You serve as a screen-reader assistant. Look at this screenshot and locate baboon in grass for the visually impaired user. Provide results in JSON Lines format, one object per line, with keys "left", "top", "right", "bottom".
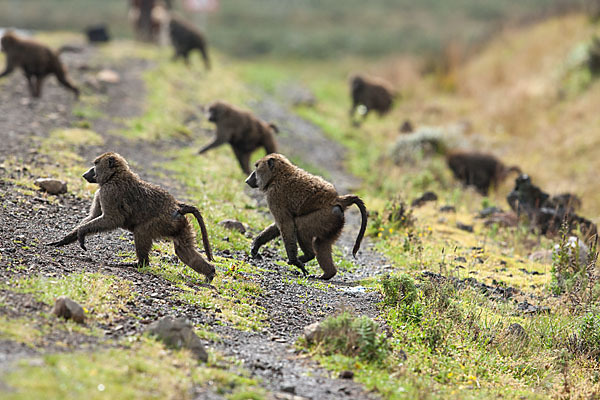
{"left": 349, "top": 75, "right": 394, "bottom": 123}
{"left": 0, "top": 31, "right": 80, "bottom": 99}
{"left": 48, "top": 152, "right": 215, "bottom": 282}
{"left": 169, "top": 15, "right": 210, "bottom": 70}
{"left": 200, "top": 101, "right": 278, "bottom": 174}
{"left": 246, "top": 153, "right": 368, "bottom": 280}
{"left": 446, "top": 151, "right": 521, "bottom": 196}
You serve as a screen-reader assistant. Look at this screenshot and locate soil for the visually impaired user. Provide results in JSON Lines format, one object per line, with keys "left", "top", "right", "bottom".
{"left": 0, "top": 45, "right": 389, "bottom": 399}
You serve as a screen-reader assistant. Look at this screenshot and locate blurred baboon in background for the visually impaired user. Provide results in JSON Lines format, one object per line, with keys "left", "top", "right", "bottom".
{"left": 0, "top": 31, "right": 80, "bottom": 99}
{"left": 349, "top": 75, "right": 395, "bottom": 124}
{"left": 129, "top": 0, "right": 170, "bottom": 42}
{"left": 199, "top": 101, "right": 278, "bottom": 174}
{"left": 169, "top": 15, "right": 211, "bottom": 69}
{"left": 446, "top": 151, "right": 521, "bottom": 195}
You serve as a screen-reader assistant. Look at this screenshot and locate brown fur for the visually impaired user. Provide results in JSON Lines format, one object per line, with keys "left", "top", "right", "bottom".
{"left": 48, "top": 152, "right": 215, "bottom": 282}
{"left": 169, "top": 15, "right": 210, "bottom": 70}
{"left": 0, "top": 31, "right": 79, "bottom": 99}
{"left": 350, "top": 75, "right": 394, "bottom": 122}
{"left": 200, "top": 101, "right": 278, "bottom": 174}
{"left": 446, "top": 151, "right": 521, "bottom": 196}
{"left": 245, "top": 154, "right": 367, "bottom": 280}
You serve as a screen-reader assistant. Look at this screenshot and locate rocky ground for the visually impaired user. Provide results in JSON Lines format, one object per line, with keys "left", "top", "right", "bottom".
{"left": 0, "top": 45, "right": 390, "bottom": 399}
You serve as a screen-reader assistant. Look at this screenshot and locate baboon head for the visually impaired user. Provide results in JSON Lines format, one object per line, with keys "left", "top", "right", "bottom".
{"left": 207, "top": 101, "right": 229, "bottom": 123}
{"left": 1, "top": 31, "right": 17, "bottom": 52}
{"left": 351, "top": 75, "right": 365, "bottom": 91}
{"left": 83, "top": 152, "right": 129, "bottom": 185}
{"left": 245, "top": 153, "right": 291, "bottom": 191}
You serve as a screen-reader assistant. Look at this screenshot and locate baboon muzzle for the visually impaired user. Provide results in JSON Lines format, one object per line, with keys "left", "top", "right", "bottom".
{"left": 245, "top": 171, "right": 258, "bottom": 188}
{"left": 82, "top": 167, "right": 97, "bottom": 183}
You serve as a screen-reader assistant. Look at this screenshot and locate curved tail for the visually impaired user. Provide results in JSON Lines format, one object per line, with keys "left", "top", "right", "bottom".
{"left": 338, "top": 194, "right": 368, "bottom": 257}
{"left": 177, "top": 203, "right": 214, "bottom": 261}
{"left": 269, "top": 123, "right": 279, "bottom": 134}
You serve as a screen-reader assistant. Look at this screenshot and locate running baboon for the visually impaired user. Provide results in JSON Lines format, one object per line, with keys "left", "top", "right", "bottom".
{"left": 245, "top": 153, "right": 368, "bottom": 280}
{"left": 349, "top": 75, "right": 394, "bottom": 123}
{"left": 447, "top": 151, "right": 521, "bottom": 195}
{"left": 199, "top": 101, "right": 278, "bottom": 174}
{"left": 0, "top": 31, "right": 80, "bottom": 99}
{"left": 48, "top": 152, "right": 215, "bottom": 282}
{"left": 169, "top": 15, "right": 210, "bottom": 70}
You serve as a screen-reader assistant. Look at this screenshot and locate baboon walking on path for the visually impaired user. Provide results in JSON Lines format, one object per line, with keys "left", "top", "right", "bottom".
{"left": 446, "top": 151, "right": 521, "bottom": 195}
{"left": 0, "top": 31, "right": 80, "bottom": 99}
{"left": 49, "top": 152, "right": 215, "bottom": 282}
{"left": 246, "top": 154, "right": 368, "bottom": 280}
{"left": 200, "top": 101, "right": 278, "bottom": 174}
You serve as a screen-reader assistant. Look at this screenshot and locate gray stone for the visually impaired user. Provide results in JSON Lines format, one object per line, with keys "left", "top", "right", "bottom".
{"left": 553, "top": 236, "right": 589, "bottom": 267}
{"left": 218, "top": 219, "right": 246, "bottom": 234}
{"left": 34, "top": 178, "right": 67, "bottom": 195}
{"left": 506, "top": 323, "right": 528, "bottom": 341}
{"left": 51, "top": 296, "right": 85, "bottom": 324}
{"left": 96, "top": 69, "right": 120, "bottom": 84}
{"left": 303, "top": 321, "right": 322, "bottom": 344}
{"left": 339, "top": 370, "right": 354, "bottom": 379}
{"left": 456, "top": 222, "right": 474, "bottom": 233}
{"left": 146, "top": 316, "right": 208, "bottom": 362}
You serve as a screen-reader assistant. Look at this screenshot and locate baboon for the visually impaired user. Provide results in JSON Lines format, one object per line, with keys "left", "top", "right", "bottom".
{"left": 0, "top": 31, "right": 80, "bottom": 99}
{"left": 245, "top": 153, "right": 368, "bottom": 280}
{"left": 48, "top": 152, "right": 215, "bottom": 282}
{"left": 446, "top": 151, "right": 521, "bottom": 195}
{"left": 349, "top": 75, "right": 394, "bottom": 123}
{"left": 199, "top": 101, "right": 278, "bottom": 174}
{"left": 169, "top": 15, "right": 210, "bottom": 70}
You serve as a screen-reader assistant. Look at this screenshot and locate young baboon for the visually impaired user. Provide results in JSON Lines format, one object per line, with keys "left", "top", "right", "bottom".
{"left": 349, "top": 75, "right": 394, "bottom": 123}
{"left": 169, "top": 15, "right": 210, "bottom": 70}
{"left": 245, "top": 153, "right": 368, "bottom": 280}
{"left": 446, "top": 151, "right": 521, "bottom": 195}
{"left": 0, "top": 31, "right": 80, "bottom": 99}
{"left": 48, "top": 152, "right": 215, "bottom": 282}
{"left": 199, "top": 101, "right": 278, "bottom": 174}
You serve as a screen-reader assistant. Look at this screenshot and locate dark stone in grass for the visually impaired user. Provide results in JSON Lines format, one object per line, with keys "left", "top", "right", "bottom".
{"left": 411, "top": 191, "right": 438, "bottom": 207}
{"left": 517, "top": 301, "right": 550, "bottom": 315}
{"left": 397, "top": 349, "right": 408, "bottom": 361}
{"left": 339, "top": 370, "right": 354, "bottom": 379}
{"left": 51, "top": 296, "right": 85, "bottom": 324}
{"left": 281, "top": 384, "right": 296, "bottom": 394}
{"left": 146, "top": 316, "right": 208, "bottom": 362}
{"left": 506, "top": 323, "right": 528, "bottom": 340}
{"left": 456, "top": 222, "right": 473, "bottom": 232}
{"left": 439, "top": 205, "right": 456, "bottom": 213}
{"left": 218, "top": 219, "right": 246, "bottom": 234}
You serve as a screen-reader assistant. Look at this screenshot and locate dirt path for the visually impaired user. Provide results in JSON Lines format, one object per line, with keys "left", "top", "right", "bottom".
{"left": 0, "top": 45, "right": 389, "bottom": 399}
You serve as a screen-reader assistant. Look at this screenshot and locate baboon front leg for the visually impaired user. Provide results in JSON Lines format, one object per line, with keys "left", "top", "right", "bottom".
{"left": 173, "top": 230, "right": 216, "bottom": 282}
{"left": 134, "top": 229, "right": 153, "bottom": 267}
{"left": 314, "top": 237, "right": 337, "bottom": 280}
{"left": 33, "top": 76, "right": 44, "bottom": 98}
{"left": 0, "top": 62, "right": 14, "bottom": 78}
{"left": 198, "top": 135, "right": 227, "bottom": 154}
{"left": 76, "top": 215, "right": 122, "bottom": 250}
{"left": 251, "top": 223, "right": 280, "bottom": 258}
{"left": 48, "top": 193, "right": 103, "bottom": 247}
{"left": 24, "top": 73, "right": 35, "bottom": 96}
{"left": 233, "top": 148, "right": 252, "bottom": 175}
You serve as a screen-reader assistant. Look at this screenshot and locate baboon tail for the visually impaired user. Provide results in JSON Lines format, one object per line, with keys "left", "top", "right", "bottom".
{"left": 178, "top": 203, "right": 214, "bottom": 261}
{"left": 269, "top": 123, "right": 279, "bottom": 134}
{"left": 338, "top": 194, "right": 368, "bottom": 258}
{"left": 507, "top": 165, "right": 522, "bottom": 175}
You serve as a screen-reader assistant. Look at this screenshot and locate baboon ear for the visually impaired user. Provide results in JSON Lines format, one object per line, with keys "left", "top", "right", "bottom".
{"left": 267, "top": 158, "right": 275, "bottom": 171}
{"left": 108, "top": 156, "right": 116, "bottom": 168}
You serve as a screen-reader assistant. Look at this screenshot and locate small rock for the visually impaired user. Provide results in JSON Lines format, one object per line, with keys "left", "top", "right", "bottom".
{"left": 439, "top": 205, "right": 456, "bottom": 213}
{"left": 399, "top": 119, "right": 414, "bottom": 134}
{"left": 34, "top": 178, "right": 67, "bottom": 195}
{"left": 96, "top": 69, "right": 120, "bottom": 84}
{"left": 51, "top": 296, "right": 85, "bottom": 324}
{"left": 553, "top": 236, "right": 589, "bottom": 267}
{"left": 478, "top": 206, "right": 503, "bottom": 218}
{"left": 506, "top": 323, "right": 528, "bottom": 340}
{"left": 397, "top": 349, "right": 408, "bottom": 362}
{"left": 456, "top": 222, "right": 473, "bottom": 233}
{"left": 411, "top": 191, "right": 438, "bottom": 207}
{"left": 517, "top": 301, "right": 550, "bottom": 315}
{"left": 339, "top": 370, "right": 354, "bottom": 379}
{"left": 304, "top": 321, "right": 322, "bottom": 344}
{"left": 281, "top": 385, "right": 296, "bottom": 394}
{"left": 455, "top": 256, "right": 467, "bottom": 263}
{"left": 146, "top": 316, "right": 208, "bottom": 362}
{"left": 528, "top": 249, "right": 553, "bottom": 264}
{"left": 218, "top": 219, "right": 246, "bottom": 234}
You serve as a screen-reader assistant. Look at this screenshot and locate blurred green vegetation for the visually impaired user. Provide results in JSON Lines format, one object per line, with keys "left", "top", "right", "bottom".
{"left": 0, "top": 0, "right": 587, "bottom": 58}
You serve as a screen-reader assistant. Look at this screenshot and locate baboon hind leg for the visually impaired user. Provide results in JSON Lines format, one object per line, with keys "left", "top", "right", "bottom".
{"left": 314, "top": 237, "right": 337, "bottom": 280}
{"left": 251, "top": 223, "right": 280, "bottom": 258}
{"left": 173, "top": 225, "right": 216, "bottom": 282}
{"left": 296, "top": 229, "right": 315, "bottom": 264}
{"left": 54, "top": 69, "right": 79, "bottom": 98}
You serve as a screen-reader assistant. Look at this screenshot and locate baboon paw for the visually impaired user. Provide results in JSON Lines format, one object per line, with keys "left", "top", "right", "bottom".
{"left": 318, "top": 274, "right": 335, "bottom": 281}
{"left": 77, "top": 235, "right": 86, "bottom": 251}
